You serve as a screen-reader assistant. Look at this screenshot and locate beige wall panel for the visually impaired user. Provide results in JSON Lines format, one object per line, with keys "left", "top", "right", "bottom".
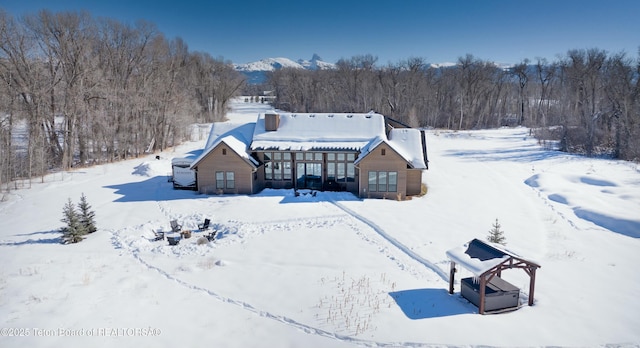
{"left": 196, "top": 144, "right": 255, "bottom": 194}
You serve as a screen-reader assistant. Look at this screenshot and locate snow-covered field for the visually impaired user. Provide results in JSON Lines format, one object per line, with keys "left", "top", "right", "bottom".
{"left": 1, "top": 100, "right": 639, "bottom": 348}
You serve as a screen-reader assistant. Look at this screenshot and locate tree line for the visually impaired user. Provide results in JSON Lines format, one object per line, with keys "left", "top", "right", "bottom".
{"left": 266, "top": 51, "right": 640, "bottom": 161}
{"left": 0, "top": 10, "right": 245, "bottom": 188}
{"left": 2, "top": 9, "right": 638, "bottom": 192}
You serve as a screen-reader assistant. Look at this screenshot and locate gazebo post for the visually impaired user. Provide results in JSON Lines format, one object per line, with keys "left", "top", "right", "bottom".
{"left": 449, "top": 261, "right": 456, "bottom": 294}
{"left": 479, "top": 274, "right": 486, "bottom": 314}
{"left": 528, "top": 267, "right": 537, "bottom": 306}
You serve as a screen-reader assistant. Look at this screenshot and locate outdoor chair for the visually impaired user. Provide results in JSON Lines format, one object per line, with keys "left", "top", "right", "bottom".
{"left": 167, "top": 236, "right": 181, "bottom": 246}
{"left": 198, "top": 218, "right": 211, "bottom": 231}
{"left": 170, "top": 219, "right": 182, "bottom": 232}
{"left": 206, "top": 230, "right": 217, "bottom": 242}
{"left": 152, "top": 230, "right": 164, "bottom": 241}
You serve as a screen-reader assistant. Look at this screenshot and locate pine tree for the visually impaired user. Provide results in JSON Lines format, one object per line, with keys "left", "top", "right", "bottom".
{"left": 487, "top": 218, "right": 507, "bottom": 245}
{"left": 60, "top": 198, "right": 86, "bottom": 244}
{"left": 78, "top": 193, "right": 97, "bottom": 234}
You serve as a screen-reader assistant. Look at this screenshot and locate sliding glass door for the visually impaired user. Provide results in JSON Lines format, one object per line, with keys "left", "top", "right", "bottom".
{"left": 296, "top": 162, "right": 322, "bottom": 190}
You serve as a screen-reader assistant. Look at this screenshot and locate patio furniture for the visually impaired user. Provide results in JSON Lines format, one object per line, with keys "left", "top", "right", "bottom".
{"left": 170, "top": 220, "right": 182, "bottom": 232}
{"left": 152, "top": 230, "right": 164, "bottom": 241}
{"left": 198, "top": 218, "right": 211, "bottom": 231}
{"left": 167, "top": 236, "right": 181, "bottom": 246}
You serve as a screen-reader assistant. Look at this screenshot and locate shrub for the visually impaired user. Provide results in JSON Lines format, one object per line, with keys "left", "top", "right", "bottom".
{"left": 60, "top": 194, "right": 97, "bottom": 244}
{"left": 60, "top": 198, "right": 85, "bottom": 244}
{"left": 78, "top": 193, "right": 97, "bottom": 234}
{"left": 487, "top": 218, "right": 507, "bottom": 245}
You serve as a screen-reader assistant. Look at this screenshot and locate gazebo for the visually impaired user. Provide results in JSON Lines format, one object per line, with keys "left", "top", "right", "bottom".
{"left": 446, "top": 238, "right": 541, "bottom": 314}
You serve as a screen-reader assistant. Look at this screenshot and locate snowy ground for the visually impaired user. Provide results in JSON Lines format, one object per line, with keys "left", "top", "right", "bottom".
{"left": 1, "top": 100, "right": 639, "bottom": 348}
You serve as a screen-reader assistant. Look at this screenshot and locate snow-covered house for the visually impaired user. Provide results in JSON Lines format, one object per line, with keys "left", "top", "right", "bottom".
{"left": 189, "top": 111, "right": 428, "bottom": 199}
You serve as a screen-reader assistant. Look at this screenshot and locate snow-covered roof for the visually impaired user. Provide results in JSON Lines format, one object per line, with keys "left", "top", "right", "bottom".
{"left": 194, "top": 111, "right": 427, "bottom": 170}
{"left": 250, "top": 112, "right": 387, "bottom": 152}
{"left": 353, "top": 128, "right": 427, "bottom": 169}
{"left": 388, "top": 128, "right": 428, "bottom": 169}
{"left": 190, "top": 122, "right": 258, "bottom": 169}
{"left": 446, "top": 239, "right": 540, "bottom": 277}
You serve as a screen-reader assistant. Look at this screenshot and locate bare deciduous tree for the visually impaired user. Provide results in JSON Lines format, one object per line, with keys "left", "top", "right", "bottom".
{"left": 264, "top": 50, "right": 638, "bottom": 162}
{"left": 0, "top": 9, "right": 244, "bottom": 186}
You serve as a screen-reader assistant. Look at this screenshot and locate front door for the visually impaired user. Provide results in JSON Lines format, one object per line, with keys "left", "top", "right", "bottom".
{"left": 296, "top": 162, "right": 322, "bottom": 190}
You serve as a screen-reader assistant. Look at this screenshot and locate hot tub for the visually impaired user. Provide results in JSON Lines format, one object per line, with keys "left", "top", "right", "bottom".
{"left": 461, "top": 276, "right": 519, "bottom": 312}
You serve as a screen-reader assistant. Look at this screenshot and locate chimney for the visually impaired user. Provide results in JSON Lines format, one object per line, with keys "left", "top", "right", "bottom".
{"left": 265, "top": 112, "right": 280, "bottom": 131}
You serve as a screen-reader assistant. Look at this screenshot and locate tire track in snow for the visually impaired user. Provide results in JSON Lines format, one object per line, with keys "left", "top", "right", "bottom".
{"left": 330, "top": 201, "right": 450, "bottom": 282}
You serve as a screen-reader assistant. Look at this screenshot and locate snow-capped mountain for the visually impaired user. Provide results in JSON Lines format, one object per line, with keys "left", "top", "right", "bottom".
{"left": 235, "top": 54, "right": 335, "bottom": 84}
{"left": 234, "top": 54, "right": 335, "bottom": 72}
{"left": 234, "top": 57, "right": 305, "bottom": 72}
{"left": 297, "top": 53, "right": 335, "bottom": 70}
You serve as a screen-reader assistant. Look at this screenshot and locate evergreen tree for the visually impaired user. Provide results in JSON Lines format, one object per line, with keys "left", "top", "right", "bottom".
{"left": 78, "top": 193, "right": 97, "bottom": 234}
{"left": 487, "top": 218, "right": 507, "bottom": 245}
{"left": 60, "top": 198, "right": 86, "bottom": 244}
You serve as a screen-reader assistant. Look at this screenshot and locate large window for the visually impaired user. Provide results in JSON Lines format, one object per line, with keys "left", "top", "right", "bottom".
{"left": 216, "top": 171, "right": 235, "bottom": 189}
{"left": 368, "top": 171, "right": 397, "bottom": 192}
{"left": 327, "top": 152, "right": 356, "bottom": 183}
{"left": 296, "top": 152, "right": 323, "bottom": 161}
{"left": 264, "top": 152, "right": 292, "bottom": 181}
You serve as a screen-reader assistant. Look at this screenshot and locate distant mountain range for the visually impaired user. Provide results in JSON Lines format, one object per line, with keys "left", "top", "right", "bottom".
{"left": 234, "top": 54, "right": 335, "bottom": 84}
{"left": 235, "top": 54, "right": 513, "bottom": 85}
{"left": 234, "top": 54, "right": 335, "bottom": 72}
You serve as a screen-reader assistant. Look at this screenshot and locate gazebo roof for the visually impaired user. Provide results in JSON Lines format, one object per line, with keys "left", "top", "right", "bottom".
{"left": 446, "top": 238, "right": 540, "bottom": 276}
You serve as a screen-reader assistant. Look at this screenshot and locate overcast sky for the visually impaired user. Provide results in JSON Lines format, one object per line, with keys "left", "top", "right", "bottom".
{"left": 2, "top": 0, "right": 639, "bottom": 65}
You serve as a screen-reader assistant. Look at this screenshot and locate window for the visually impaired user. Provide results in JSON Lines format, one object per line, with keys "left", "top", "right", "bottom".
{"left": 226, "top": 172, "right": 234, "bottom": 189}
{"left": 381, "top": 148, "right": 386, "bottom": 156}
{"left": 216, "top": 171, "right": 235, "bottom": 189}
{"left": 378, "top": 171, "right": 387, "bottom": 192}
{"left": 337, "top": 162, "right": 345, "bottom": 181}
{"left": 273, "top": 160, "right": 282, "bottom": 180}
{"left": 264, "top": 152, "right": 292, "bottom": 181}
{"left": 216, "top": 172, "right": 224, "bottom": 189}
{"left": 388, "top": 171, "right": 397, "bottom": 192}
{"left": 347, "top": 166, "right": 355, "bottom": 183}
{"left": 283, "top": 161, "right": 292, "bottom": 180}
{"left": 265, "top": 161, "right": 273, "bottom": 180}
{"left": 368, "top": 172, "right": 377, "bottom": 192}
{"left": 368, "top": 171, "right": 398, "bottom": 192}
{"left": 327, "top": 152, "right": 356, "bottom": 183}
{"left": 222, "top": 148, "right": 227, "bottom": 155}
{"left": 327, "top": 162, "right": 336, "bottom": 181}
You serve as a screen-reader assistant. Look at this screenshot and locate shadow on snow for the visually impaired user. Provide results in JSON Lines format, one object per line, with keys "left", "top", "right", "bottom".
{"left": 444, "top": 144, "right": 567, "bottom": 163}
{"left": 0, "top": 230, "right": 63, "bottom": 246}
{"left": 573, "top": 208, "right": 640, "bottom": 238}
{"left": 257, "top": 189, "right": 361, "bottom": 204}
{"left": 389, "top": 288, "right": 476, "bottom": 319}
{"left": 103, "top": 176, "right": 361, "bottom": 203}
{"left": 103, "top": 176, "right": 203, "bottom": 202}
